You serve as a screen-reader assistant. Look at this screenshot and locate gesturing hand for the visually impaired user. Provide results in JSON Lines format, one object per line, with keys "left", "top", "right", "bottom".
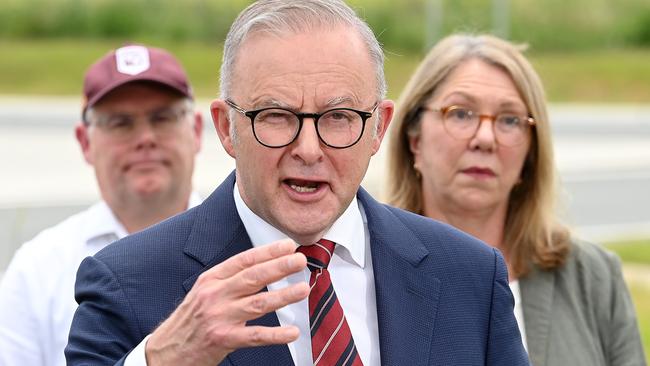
{"left": 145, "top": 239, "right": 309, "bottom": 366}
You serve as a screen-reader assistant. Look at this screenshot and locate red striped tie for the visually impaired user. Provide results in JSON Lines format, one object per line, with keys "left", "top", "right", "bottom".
{"left": 296, "top": 239, "right": 364, "bottom": 366}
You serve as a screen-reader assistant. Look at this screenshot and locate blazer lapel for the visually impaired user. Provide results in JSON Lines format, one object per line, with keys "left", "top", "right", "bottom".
{"left": 359, "top": 189, "right": 441, "bottom": 366}
{"left": 520, "top": 266, "right": 555, "bottom": 366}
{"left": 182, "top": 171, "right": 252, "bottom": 291}
{"left": 181, "top": 171, "right": 294, "bottom": 366}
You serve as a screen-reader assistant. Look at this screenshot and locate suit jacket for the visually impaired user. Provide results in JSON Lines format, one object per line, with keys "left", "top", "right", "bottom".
{"left": 65, "top": 172, "right": 529, "bottom": 365}
{"left": 521, "top": 240, "right": 646, "bottom": 366}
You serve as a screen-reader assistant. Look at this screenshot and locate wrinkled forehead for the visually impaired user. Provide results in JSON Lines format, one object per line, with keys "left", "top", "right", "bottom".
{"left": 231, "top": 11, "right": 351, "bottom": 71}
{"left": 231, "top": 26, "right": 376, "bottom": 105}
{"left": 429, "top": 59, "right": 523, "bottom": 102}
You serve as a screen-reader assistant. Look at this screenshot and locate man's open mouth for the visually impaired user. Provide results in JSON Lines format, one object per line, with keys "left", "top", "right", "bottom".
{"left": 285, "top": 179, "right": 322, "bottom": 193}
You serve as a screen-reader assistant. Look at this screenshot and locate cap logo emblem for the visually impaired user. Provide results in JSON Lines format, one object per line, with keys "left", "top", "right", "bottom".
{"left": 115, "top": 45, "right": 150, "bottom": 76}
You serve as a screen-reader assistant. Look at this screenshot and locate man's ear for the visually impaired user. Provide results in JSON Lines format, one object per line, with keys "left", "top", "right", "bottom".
{"left": 75, "top": 123, "right": 94, "bottom": 164}
{"left": 371, "top": 99, "right": 395, "bottom": 155}
{"left": 210, "top": 99, "right": 236, "bottom": 158}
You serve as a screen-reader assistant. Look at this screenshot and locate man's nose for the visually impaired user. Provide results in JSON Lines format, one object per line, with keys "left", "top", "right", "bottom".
{"left": 133, "top": 119, "right": 158, "bottom": 148}
{"left": 290, "top": 118, "right": 324, "bottom": 164}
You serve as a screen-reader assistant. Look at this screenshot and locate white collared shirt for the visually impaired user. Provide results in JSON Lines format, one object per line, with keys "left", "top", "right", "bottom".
{"left": 233, "top": 184, "right": 381, "bottom": 366}
{"left": 0, "top": 194, "right": 201, "bottom": 366}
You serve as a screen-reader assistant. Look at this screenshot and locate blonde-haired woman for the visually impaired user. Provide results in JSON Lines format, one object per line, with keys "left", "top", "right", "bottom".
{"left": 386, "top": 33, "right": 645, "bottom": 365}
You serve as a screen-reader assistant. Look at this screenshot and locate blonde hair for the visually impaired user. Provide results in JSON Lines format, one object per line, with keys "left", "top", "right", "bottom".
{"left": 386, "top": 34, "right": 570, "bottom": 277}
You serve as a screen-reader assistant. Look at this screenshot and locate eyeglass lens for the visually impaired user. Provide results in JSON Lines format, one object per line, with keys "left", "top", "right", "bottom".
{"left": 442, "top": 106, "right": 531, "bottom": 146}
{"left": 253, "top": 108, "right": 366, "bottom": 148}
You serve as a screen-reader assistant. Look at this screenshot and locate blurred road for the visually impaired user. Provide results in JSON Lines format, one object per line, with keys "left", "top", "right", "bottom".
{"left": 1, "top": 98, "right": 650, "bottom": 273}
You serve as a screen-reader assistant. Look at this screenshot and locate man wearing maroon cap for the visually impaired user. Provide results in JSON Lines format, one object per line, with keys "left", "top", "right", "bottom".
{"left": 0, "top": 44, "right": 203, "bottom": 366}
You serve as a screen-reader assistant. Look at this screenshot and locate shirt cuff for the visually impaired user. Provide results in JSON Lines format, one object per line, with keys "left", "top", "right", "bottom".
{"left": 123, "top": 334, "right": 152, "bottom": 366}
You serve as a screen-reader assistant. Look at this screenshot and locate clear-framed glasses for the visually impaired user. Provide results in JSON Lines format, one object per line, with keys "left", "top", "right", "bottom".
{"left": 87, "top": 102, "right": 189, "bottom": 140}
{"left": 423, "top": 105, "right": 536, "bottom": 147}
{"left": 225, "top": 99, "right": 378, "bottom": 149}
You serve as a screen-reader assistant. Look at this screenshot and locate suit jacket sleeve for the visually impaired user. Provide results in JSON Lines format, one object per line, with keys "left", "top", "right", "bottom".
{"left": 486, "top": 248, "right": 531, "bottom": 365}
{"left": 601, "top": 250, "right": 646, "bottom": 365}
{"left": 65, "top": 255, "right": 138, "bottom": 366}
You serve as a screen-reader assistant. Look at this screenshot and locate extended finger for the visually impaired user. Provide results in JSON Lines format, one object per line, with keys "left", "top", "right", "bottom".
{"left": 219, "top": 325, "right": 301, "bottom": 350}
{"left": 229, "top": 281, "right": 310, "bottom": 321}
{"left": 220, "top": 252, "right": 307, "bottom": 298}
{"left": 209, "top": 239, "right": 297, "bottom": 280}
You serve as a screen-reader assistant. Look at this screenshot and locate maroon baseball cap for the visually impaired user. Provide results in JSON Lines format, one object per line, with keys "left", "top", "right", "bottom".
{"left": 82, "top": 44, "right": 193, "bottom": 118}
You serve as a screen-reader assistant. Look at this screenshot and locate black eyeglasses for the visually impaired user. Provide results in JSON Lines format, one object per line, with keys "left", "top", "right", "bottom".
{"left": 225, "top": 100, "right": 378, "bottom": 148}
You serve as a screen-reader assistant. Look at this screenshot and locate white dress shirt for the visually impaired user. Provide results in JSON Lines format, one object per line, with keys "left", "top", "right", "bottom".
{"left": 126, "top": 183, "right": 381, "bottom": 366}
{"left": 509, "top": 280, "right": 528, "bottom": 351}
{"left": 0, "top": 194, "right": 201, "bottom": 366}
{"left": 233, "top": 185, "right": 381, "bottom": 366}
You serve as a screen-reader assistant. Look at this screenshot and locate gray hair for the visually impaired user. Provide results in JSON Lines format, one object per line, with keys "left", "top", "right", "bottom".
{"left": 219, "top": 0, "right": 387, "bottom": 101}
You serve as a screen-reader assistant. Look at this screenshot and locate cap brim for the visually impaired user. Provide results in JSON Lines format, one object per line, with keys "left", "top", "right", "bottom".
{"left": 86, "top": 75, "right": 192, "bottom": 110}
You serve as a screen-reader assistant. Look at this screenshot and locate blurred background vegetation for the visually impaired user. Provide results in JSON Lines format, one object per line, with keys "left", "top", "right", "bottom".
{"left": 1, "top": 0, "right": 649, "bottom": 51}
{"left": 0, "top": 0, "right": 649, "bottom": 101}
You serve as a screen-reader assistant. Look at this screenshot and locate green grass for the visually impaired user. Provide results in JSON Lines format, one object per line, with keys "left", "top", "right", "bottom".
{"left": 530, "top": 49, "right": 650, "bottom": 103}
{"left": 606, "top": 238, "right": 650, "bottom": 265}
{"left": 628, "top": 282, "right": 650, "bottom": 364}
{"left": 1, "top": 39, "right": 649, "bottom": 103}
{"left": 0, "top": 39, "right": 222, "bottom": 98}
{"left": 607, "top": 238, "right": 650, "bottom": 362}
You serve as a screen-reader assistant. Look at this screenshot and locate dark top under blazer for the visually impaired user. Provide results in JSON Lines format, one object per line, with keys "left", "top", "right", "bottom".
{"left": 65, "top": 172, "right": 529, "bottom": 366}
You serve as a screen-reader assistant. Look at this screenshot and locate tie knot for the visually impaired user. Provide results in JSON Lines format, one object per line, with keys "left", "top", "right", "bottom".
{"left": 296, "top": 239, "right": 336, "bottom": 271}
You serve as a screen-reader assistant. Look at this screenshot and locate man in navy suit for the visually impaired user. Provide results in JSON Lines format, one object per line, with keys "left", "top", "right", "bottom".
{"left": 66, "top": 1, "right": 529, "bottom": 365}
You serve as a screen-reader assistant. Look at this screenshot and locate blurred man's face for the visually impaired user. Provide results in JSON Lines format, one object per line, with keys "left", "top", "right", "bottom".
{"left": 77, "top": 82, "right": 202, "bottom": 211}
{"left": 213, "top": 26, "right": 393, "bottom": 245}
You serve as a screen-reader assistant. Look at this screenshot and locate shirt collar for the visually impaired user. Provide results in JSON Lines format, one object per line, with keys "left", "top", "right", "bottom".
{"left": 188, "top": 191, "right": 202, "bottom": 208}
{"left": 82, "top": 191, "right": 202, "bottom": 245}
{"left": 80, "top": 201, "right": 128, "bottom": 245}
{"left": 233, "top": 182, "right": 366, "bottom": 268}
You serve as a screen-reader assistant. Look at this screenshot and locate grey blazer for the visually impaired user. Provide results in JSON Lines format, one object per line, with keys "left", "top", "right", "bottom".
{"left": 521, "top": 240, "right": 646, "bottom": 366}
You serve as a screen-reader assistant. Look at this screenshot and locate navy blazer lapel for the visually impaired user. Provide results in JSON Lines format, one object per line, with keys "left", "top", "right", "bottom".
{"left": 358, "top": 189, "right": 440, "bottom": 366}
{"left": 182, "top": 171, "right": 251, "bottom": 291}
{"left": 181, "top": 171, "right": 294, "bottom": 366}
{"left": 520, "top": 266, "right": 555, "bottom": 366}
